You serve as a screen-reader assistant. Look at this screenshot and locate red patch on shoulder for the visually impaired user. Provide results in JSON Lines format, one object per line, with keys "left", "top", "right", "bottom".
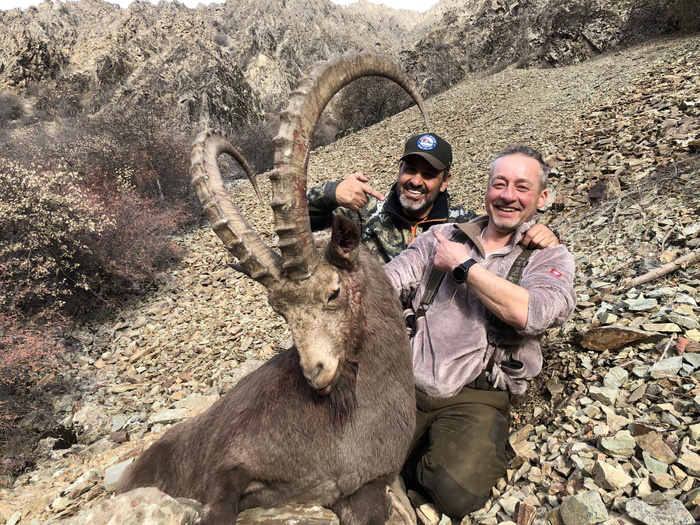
{"left": 549, "top": 268, "right": 562, "bottom": 277}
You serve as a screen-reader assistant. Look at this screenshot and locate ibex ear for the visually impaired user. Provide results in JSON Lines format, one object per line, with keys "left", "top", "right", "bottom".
{"left": 328, "top": 215, "right": 361, "bottom": 269}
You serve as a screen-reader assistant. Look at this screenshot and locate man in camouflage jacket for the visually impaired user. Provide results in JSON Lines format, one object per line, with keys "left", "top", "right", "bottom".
{"left": 308, "top": 133, "right": 557, "bottom": 263}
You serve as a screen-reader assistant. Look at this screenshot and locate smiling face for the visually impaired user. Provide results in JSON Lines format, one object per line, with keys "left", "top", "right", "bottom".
{"left": 485, "top": 153, "right": 548, "bottom": 234}
{"left": 397, "top": 156, "right": 450, "bottom": 219}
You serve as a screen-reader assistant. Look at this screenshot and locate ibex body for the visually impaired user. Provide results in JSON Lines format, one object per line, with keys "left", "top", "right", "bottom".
{"left": 117, "top": 221, "right": 414, "bottom": 523}
{"left": 116, "top": 51, "right": 432, "bottom": 524}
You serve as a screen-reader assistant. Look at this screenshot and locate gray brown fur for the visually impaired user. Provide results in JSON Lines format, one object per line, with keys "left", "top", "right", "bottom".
{"left": 116, "top": 216, "right": 416, "bottom": 525}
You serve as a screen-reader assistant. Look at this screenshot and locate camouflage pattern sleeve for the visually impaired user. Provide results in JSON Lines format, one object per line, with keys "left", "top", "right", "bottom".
{"left": 449, "top": 205, "right": 478, "bottom": 224}
{"left": 308, "top": 180, "right": 376, "bottom": 233}
{"left": 308, "top": 181, "right": 340, "bottom": 231}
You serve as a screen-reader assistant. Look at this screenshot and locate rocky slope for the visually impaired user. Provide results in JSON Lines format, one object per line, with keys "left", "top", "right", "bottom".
{"left": 0, "top": 32, "right": 698, "bottom": 525}
{"left": 400, "top": 0, "right": 695, "bottom": 95}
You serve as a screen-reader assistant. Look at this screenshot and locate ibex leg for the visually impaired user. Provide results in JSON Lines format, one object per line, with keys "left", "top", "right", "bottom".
{"left": 200, "top": 468, "right": 250, "bottom": 525}
{"left": 332, "top": 477, "right": 391, "bottom": 525}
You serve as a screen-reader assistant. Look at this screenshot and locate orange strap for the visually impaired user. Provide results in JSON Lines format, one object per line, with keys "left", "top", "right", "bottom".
{"left": 409, "top": 217, "right": 444, "bottom": 244}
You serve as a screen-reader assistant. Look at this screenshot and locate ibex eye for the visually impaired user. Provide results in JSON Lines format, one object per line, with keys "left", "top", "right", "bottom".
{"left": 328, "top": 288, "right": 340, "bottom": 302}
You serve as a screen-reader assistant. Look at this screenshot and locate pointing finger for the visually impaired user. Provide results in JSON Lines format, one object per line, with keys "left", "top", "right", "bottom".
{"left": 361, "top": 184, "right": 385, "bottom": 201}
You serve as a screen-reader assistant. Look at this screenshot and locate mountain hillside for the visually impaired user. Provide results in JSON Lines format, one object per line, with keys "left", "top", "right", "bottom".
{"left": 0, "top": 32, "right": 698, "bottom": 525}
{"left": 0, "top": 0, "right": 694, "bottom": 134}
{"left": 0, "top": 0, "right": 421, "bottom": 129}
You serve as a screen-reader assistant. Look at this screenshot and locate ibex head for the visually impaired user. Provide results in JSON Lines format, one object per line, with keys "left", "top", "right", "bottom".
{"left": 190, "top": 51, "right": 430, "bottom": 394}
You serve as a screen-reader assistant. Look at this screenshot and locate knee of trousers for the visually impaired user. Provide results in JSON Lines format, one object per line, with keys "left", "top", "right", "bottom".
{"left": 416, "top": 463, "right": 490, "bottom": 519}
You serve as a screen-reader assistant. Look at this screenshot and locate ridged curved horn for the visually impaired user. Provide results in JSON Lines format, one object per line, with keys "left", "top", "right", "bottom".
{"left": 190, "top": 129, "right": 282, "bottom": 286}
{"left": 269, "top": 50, "right": 431, "bottom": 281}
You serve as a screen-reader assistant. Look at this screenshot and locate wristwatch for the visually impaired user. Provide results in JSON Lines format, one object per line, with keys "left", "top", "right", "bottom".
{"left": 452, "top": 259, "right": 477, "bottom": 284}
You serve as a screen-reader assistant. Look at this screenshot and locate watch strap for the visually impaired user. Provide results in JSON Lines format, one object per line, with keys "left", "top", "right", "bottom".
{"left": 453, "top": 258, "right": 477, "bottom": 283}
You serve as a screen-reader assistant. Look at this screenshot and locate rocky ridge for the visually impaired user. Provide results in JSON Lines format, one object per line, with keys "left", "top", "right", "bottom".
{"left": 1, "top": 0, "right": 691, "bottom": 134}
{"left": 0, "top": 0, "right": 420, "bottom": 128}
{"left": 1, "top": 34, "right": 699, "bottom": 525}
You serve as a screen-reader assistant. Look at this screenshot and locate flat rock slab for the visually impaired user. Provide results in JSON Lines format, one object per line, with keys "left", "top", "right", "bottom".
{"left": 599, "top": 430, "right": 636, "bottom": 458}
{"left": 624, "top": 298, "right": 658, "bottom": 311}
{"left": 103, "top": 458, "right": 134, "bottom": 492}
{"left": 560, "top": 490, "right": 608, "bottom": 525}
{"left": 149, "top": 408, "right": 189, "bottom": 425}
{"left": 625, "top": 498, "right": 694, "bottom": 525}
{"left": 238, "top": 505, "right": 339, "bottom": 525}
{"left": 57, "top": 487, "right": 198, "bottom": 525}
{"left": 635, "top": 432, "right": 677, "bottom": 463}
{"left": 649, "top": 356, "right": 683, "bottom": 379}
{"left": 642, "top": 323, "right": 682, "bottom": 333}
{"left": 578, "top": 326, "right": 657, "bottom": 351}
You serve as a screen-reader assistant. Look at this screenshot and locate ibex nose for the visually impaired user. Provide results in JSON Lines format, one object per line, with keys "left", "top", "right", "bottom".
{"left": 299, "top": 351, "right": 338, "bottom": 392}
{"left": 309, "top": 363, "right": 323, "bottom": 382}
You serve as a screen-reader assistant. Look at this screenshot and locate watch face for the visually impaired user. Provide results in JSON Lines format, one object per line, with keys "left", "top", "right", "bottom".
{"left": 452, "top": 265, "right": 466, "bottom": 283}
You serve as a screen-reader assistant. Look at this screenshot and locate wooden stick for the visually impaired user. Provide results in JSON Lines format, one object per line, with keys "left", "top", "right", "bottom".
{"left": 660, "top": 226, "right": 675, "bottom": 253}
{"left": 658, "top": 334, "right": 676, "bottom": 362}
{"left": 617, "top": 250, "right": 700, "bottom": 292}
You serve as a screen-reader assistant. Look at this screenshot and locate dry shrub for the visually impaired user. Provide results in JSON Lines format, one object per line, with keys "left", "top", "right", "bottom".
{"left": 0, "top": 159, "right": 184, "bottom": 316}
{"left": 214, "top": 32, "right": 230, "bottom": 47}
{"left": 0, "top": 310, "right": 65, "bottom": 390}
{"left": 3, "top": 103, "right": 196, "bottom": 213}
{"left": 87, "top": 184, "right": 186, "bottom": 287}
{"left": 236, "top": 120, "right": 277, "bottom": 174}
{"left": 335, "top": 77, "right": 415, "bottom": 136}
{"left": 234, "top": 115, "right": 339, "bottom": 175}
{"left": 79, "top": 105, "right": 195, "bottom": 208}
{"left": 24, "top": 82, "right": 83, "bottom": 121}
{"left": 622, "top": 0, "right": 700, "bottom": 43}
{"left": 0, "top": 161, "right": 109, "bottom": 309}
{"left": 674, "top": 0, "right": 700, "bottom": 32}
{"left": 0, "top": 92, "right": 24, "bottom": 127}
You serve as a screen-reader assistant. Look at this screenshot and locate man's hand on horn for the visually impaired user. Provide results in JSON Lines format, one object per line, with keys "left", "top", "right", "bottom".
{"left": 336, "top": 172, "right": 385, "bottom": 211}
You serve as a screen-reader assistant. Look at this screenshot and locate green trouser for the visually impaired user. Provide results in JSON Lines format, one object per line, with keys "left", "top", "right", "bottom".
{"left": 403, "top": 384, "right": 510, "bottom": 519}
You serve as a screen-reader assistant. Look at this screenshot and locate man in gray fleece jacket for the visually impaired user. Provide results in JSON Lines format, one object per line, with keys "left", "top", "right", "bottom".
{"left": 384, "top": 145, "right": 576, "bottom": 519}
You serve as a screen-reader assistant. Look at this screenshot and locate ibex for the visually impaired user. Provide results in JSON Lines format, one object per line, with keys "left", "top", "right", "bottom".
{"left": 116, "top": 51, "right": 432, "bottom": 525}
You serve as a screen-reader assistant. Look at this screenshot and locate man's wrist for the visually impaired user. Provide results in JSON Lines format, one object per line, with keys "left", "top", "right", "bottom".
{"left": 324, "top": 181, "right": 341, "bottom": 207}
{"left": 452, "top": 259, "right": 477, "bottom": 284}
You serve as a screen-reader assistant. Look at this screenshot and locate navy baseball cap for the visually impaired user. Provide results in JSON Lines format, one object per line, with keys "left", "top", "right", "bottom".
{"left": 400, "top": 133, "right": 452, "bottom": 171}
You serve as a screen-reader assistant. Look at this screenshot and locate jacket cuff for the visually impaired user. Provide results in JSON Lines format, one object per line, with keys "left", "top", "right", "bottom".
{"left": 323, "top": 181, "right": 340, "bottom": 207}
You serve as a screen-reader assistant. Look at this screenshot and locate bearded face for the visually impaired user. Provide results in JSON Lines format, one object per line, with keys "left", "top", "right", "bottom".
{"left": 396, "top": 157, "right": 449, "bottom": 219}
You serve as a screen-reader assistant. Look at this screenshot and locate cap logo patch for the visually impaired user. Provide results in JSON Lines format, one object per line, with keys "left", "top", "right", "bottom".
{"left": 417, "top": 134, "right": 437, "bottom": 151}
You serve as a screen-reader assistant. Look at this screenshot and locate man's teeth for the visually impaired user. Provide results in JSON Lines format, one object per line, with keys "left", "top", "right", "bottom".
{"left": 498, "top": 207, "right": 518, "bottom": 211}
{"left": 407, "top": 189, "right": 423, "bottom": 195}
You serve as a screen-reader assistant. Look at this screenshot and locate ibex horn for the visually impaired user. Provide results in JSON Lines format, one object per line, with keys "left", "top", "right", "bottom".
{"left": 190, "top": 129, "right": 282, "bottom": 286}
{"left": 269, "top": 50, "right": 431, "bottom": 281}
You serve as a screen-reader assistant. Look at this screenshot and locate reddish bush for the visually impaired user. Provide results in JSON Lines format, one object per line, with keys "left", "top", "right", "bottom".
{"left": 87, "top": 184, "right": 186, "bottom": 288}
{"left": 0, "top": 309, "right": 65, "bottom": 390}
